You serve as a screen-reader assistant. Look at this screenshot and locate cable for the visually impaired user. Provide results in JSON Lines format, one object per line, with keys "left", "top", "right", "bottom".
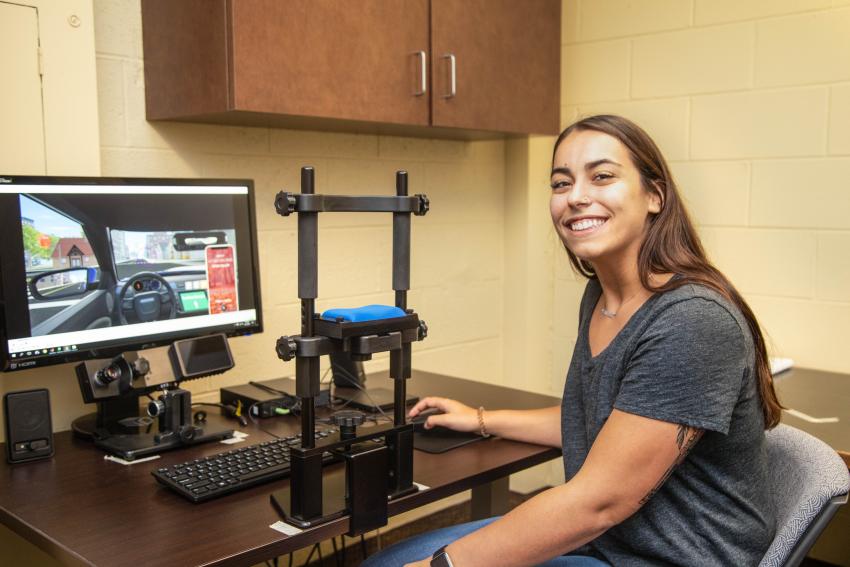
{"left": 331, "top": 536, "right": 341, "bottom": 567}
{"left": 191, "top": 402, "right": 248, "bottom": 426}
{"left": 330, "top": 365, "right": 393, "bottom": 424}
{"left": 304, "top": 543, "right": 319, "bottom": 565}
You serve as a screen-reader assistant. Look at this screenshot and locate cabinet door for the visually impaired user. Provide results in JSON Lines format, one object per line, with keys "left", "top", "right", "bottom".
{"left": 0, "top": 2, "right": 45, "bottom": 174}
{"left": 230, "top": 0, "right": 430, "bottom": 126}
{"left": 430, "top": 0, "right": 560, "bottom": 135}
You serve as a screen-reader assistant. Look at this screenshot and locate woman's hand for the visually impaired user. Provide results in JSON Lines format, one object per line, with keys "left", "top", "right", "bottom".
{"left": 408, "top": 396, "right": 479, "bottom": 433}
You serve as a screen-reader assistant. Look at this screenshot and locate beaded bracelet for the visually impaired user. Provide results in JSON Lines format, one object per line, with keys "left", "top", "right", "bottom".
{"left": 477, "top": 406, "right": 490, "bottom": 438}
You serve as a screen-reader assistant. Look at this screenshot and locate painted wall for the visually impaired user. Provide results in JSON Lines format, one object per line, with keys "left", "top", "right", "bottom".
{"left": 555, "top": 0, "right": 850, "bottom": 387}
{"left": 0, "top": 0, "right": 508, "bottom": 562}
{"left": 1, "top": 1, "right": 509, "bottom": 440}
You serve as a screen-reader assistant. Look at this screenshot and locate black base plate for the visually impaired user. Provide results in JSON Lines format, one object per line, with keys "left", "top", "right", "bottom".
{"left": 72, "top": 412, "right": 233, "bottom": 460}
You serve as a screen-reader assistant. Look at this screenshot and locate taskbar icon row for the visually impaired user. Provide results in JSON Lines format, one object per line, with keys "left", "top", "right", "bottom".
{"left": 10, "top": 345, "right": 79, "bottom": 359}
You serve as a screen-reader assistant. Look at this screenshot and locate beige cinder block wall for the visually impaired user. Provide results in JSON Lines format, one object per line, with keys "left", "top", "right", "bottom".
{"left": 0, "top": 0, "right": 510, "bottom": 562}
{"left": 554, "top": 0, "right": 850, "bottom": 387}
{"left": 1, "top": 0, "right": 508, "bottom": 438}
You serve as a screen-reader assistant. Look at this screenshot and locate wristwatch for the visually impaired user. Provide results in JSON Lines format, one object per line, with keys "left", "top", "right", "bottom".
{"left": 431, "top": 545, "right": 455, "bottom": 567}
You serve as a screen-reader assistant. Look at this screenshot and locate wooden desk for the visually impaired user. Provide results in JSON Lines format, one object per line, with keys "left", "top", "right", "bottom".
{"left": 0, "top": 371, "right": 561, "bottom": 567}
{"left": 774, "top": 367, "right": 850, "bottom": 468}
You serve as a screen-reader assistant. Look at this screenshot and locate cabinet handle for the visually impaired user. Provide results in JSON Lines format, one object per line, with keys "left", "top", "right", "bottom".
{"left": 442, "top": 53, "right": 456, "bottom": 99}
{"left": 412, "top": 51, "right": 427, "bottom": 96}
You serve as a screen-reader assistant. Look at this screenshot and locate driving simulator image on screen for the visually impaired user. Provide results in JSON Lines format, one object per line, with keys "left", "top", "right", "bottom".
{"left": 0, "top": 181, "right": 260, "bottom": 370}
{"left": 22, "top": 193, "right": 239, "bottom": 336}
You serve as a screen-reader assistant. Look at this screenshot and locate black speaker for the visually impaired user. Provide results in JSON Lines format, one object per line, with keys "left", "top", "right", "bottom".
{"left": 4, "top": 388, "right": 54, "bottom": 463}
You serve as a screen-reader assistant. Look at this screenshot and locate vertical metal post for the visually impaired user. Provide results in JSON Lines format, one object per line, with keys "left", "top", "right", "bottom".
{"left": 391, "top": 170, "right": 411, "bottom": 425}
{"left": 393, "top": 170, "right": 410, "bottom": 310}
{"left": 298, "top": 166, "right": 318, "bottom": 448}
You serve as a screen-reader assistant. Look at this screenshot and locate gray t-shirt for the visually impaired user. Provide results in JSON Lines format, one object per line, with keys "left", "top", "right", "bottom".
{"left": 562, "top": 279, "right": 774, "bottom": 566}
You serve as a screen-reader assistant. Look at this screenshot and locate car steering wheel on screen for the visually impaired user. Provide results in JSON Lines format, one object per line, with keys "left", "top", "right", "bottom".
{"left": 117, "top": 271, "right": 178, "bottom": 325}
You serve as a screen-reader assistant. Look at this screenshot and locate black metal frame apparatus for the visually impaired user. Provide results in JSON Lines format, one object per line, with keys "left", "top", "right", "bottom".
{"left": 272, "top": 166, "right": 429, "bottom": 534}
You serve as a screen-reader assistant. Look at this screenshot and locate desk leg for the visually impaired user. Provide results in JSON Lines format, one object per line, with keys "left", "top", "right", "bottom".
{"left": 470, "top": 477, "right": 510, "bottom": 520}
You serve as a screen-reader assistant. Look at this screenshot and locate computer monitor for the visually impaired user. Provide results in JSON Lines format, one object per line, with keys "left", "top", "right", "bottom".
{"left": 0, "top": 175, "right": 263, "bottom": 373}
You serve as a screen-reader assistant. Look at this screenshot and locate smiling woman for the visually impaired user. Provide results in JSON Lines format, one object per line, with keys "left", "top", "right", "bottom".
{"left": 362, "top": 115, "right": 783, "bottom": 567}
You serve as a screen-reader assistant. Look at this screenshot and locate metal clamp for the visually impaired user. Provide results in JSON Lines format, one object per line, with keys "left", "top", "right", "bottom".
{"left": 412, "top": 51, "right": 427, "bottom": 96}
{"left": 442, "top": 53, "right": 456, "bottom": 98}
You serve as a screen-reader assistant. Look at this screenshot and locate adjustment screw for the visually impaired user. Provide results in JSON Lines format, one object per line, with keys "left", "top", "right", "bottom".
{"left": 418, "top": 320, "right": 428, "bottom": 341}
{"left": 415, "top": 194, "right": 429, "bottom": 216}
{"left": 331, "top": 410, "right": 366, "bottom": 440}
{"left": 275, "top": 336, "right": 298, "bottom": 361}
{"left": 133, "top": 357, "right": 151, "bottom": 378}
{"left": 275, "top": 191, "right": 297, "bottom": 216}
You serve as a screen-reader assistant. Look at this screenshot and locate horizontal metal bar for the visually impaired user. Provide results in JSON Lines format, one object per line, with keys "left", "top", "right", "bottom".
{"left": 294, "top": 194, "right": 427, "bottom": 214}
{"left": 351, "top": 332, "right": 402, "bottom": 355}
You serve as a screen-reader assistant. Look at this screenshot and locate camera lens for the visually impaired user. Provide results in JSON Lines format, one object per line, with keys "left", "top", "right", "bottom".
{"left": 94, "top": 363, "right": 121, "bottom": 387}
{"left": 147, "top": 399, "right": 166, "bottom": 417}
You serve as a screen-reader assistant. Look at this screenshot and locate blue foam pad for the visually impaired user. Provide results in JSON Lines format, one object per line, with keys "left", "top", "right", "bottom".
{"left": 321, "top": 304, "right": 406, "bottom": 323}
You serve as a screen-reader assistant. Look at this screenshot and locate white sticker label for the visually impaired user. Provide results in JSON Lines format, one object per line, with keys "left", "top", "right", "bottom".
{"left": 221, "top": 431, "right": 249, "bottom": 444}
{"left": 270, "top": 520, "right": 303, "bottom": 536}
{"left": 104, "top": 454, "right": 161, "bottom": 466}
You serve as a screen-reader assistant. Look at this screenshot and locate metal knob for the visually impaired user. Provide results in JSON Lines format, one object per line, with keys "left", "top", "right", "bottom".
{"left": 276, "top": 336, "right": 298, "bottom": 361}
{"left": 274, "top": 191, "right": 297, "bottom": 216}
{"left": 415, "top": 194, "right": 429, "bottom": 216}
{"left": 331, "top": 410, "right": 366, "bottom": 440}
{"left": 418, "top": 320, "right": 428, "bottom": 341}
{"left": 133, "top": 357, "right": 150, "bottom": 378}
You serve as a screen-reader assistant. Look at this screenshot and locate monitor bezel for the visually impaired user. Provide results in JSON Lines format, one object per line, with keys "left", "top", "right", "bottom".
{"left": 0, "top": 175, "right": 264, "bottom": 373}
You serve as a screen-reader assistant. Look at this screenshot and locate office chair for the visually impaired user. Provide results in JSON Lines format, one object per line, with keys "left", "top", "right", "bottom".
{"left": 758, "top": 424, "right": 849, "bottom": 567}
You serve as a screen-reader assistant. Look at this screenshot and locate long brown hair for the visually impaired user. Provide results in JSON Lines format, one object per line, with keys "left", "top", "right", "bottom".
{"left": 554, "top": 115, "right": 782, "bottom": 429}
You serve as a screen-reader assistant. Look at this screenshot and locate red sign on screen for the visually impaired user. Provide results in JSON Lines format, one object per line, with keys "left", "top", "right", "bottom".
{"left": 205, "top": 245, "right": 238, "bottom": 315}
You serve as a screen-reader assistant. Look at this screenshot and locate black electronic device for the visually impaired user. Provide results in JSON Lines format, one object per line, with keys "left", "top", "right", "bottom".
{"left": 0, "top": 175, "right": 262, "bottom": 373}
{"left": 330, "top": 351, "right": 364, "bottom": 388}
{"left": 73, "top": 349, "right": 235, "bottom": 460}
{"left": 0, "top": 175, "right": 265, "bottom": 460}
{"left": 220, "top": 378, "right": 330, "bottom": 419}
{"left": 152, "top": 427, "right": 339, "bottom": 502}
{"left": 169, "top": 333, "right": 234, "bottom": 380}
{"left": 4, "top": 389, "right": 54, "bottom": 463}
{"left": 412, "top": 427, "right": 483, "bottom": 454}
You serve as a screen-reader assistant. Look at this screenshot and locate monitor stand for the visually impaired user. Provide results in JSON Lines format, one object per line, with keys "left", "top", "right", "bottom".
{"left": 72, "top": 388, "right": 233, "bottom": 461}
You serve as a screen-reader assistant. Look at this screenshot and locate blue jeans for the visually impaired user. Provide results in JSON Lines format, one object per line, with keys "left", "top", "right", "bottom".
{"left": 361, "top": 517, "right": 609, "bottom": 566}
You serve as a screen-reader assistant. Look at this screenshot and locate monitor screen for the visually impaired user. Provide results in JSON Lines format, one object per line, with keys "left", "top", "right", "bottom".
{"left": 0, "top": 176, "right": 263, "bottom": 372}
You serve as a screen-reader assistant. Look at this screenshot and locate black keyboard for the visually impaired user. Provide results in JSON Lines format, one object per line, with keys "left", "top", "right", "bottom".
{"left": 152, "top": 428, "right": 338, "bottom": 503}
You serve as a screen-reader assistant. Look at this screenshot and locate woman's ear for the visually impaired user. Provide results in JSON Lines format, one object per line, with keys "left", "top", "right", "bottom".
{"left": 648, "top": 181, "right": 664, "bottom": 214}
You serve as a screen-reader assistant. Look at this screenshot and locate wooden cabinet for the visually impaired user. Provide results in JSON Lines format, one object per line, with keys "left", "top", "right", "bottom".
{"left": 141, "top": 0, "right": 560, "bottom": 138}
{"left": 430, "top": 0, "right": 560, "bottom": 135}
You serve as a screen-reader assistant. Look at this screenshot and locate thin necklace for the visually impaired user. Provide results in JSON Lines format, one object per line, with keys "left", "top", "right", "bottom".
{"left": 600, "top": 290, "right": 643, "bottom": 318}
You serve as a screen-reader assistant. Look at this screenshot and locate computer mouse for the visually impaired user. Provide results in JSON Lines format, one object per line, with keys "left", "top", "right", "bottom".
{"left": 409, "top": 408, "right": 445, "bottom": 432}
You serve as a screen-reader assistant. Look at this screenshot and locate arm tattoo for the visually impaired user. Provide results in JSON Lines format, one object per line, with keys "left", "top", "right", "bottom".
{"left": 639, "top": 425, "right": 703, "bottom": 506}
